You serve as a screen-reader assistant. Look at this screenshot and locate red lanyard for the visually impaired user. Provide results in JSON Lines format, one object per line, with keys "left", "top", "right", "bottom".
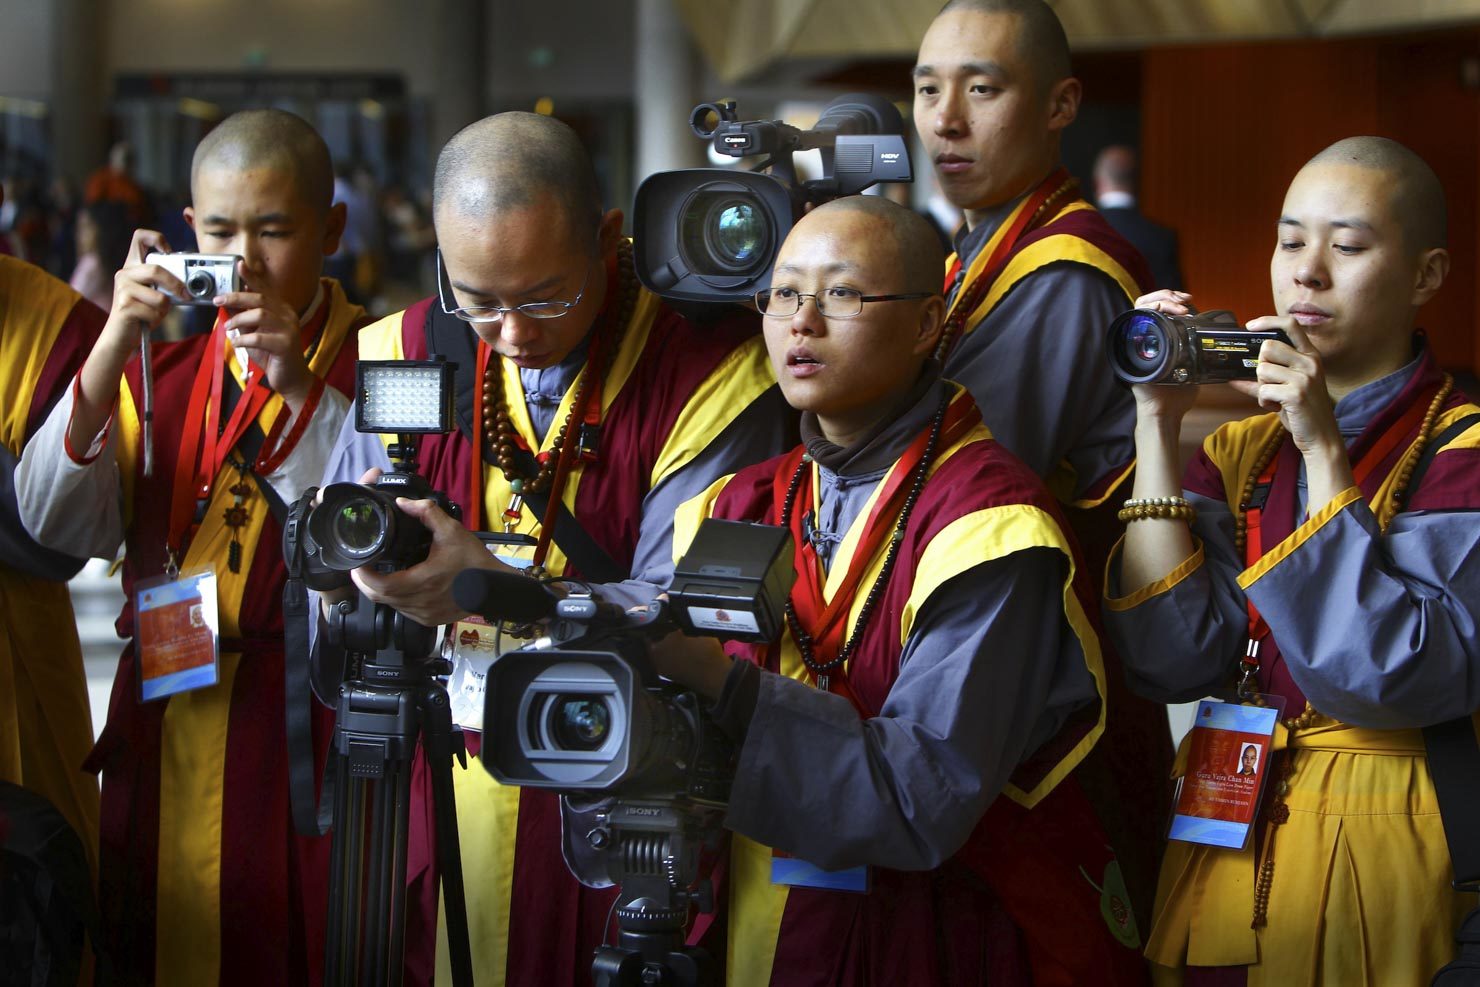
{"left": 778, "top": 392, "right": 980, "bottom": 689}
{"left": 1242, "top": 380, "right": 1440, "bottom": 645}
{"left": 164, "top": 306, "right": 325, "bottom": 568}
{"left": 940, "top": 167, "right": 1075, "bottom": 359}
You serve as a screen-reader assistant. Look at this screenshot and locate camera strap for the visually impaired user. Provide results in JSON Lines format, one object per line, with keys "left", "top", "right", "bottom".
{"left": 424, "top": 304, "right": 626, "bottom": 583}
{"left": 281, "top": 491, "right": 335, "bottom": 838}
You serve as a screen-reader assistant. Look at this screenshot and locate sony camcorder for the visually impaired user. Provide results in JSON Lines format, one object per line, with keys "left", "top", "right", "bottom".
{"left": 145, "top": 251, "right": 242, "bottom": 305}
{"left": 454, "top": 518, "right": 794, "bottom": 803}
{"left": 632, "top": 93, "right": 913, "bottom": 305}
{"left": 1106, "top": 308, "right": 1292, "bottom": 385}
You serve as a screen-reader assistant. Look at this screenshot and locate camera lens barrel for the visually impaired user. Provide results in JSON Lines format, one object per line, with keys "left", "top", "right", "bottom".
{"left": 1106, "top": 310, "right": 1182, "bottom": 384}
{"left": 546, "top": 694, "right": 614, "bottom": 752}
{"left": 186, "top": 270, "right": 217, "bottom": 299}
{"left": 1106, "top": 309, "right": 1287, "bottom": 385}
{"left": 677, "top": 186, "right": 774, "bottom": 278}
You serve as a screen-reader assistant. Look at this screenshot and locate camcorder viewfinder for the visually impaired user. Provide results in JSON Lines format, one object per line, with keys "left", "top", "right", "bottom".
{"left": 462, "top": 519, "right": 793, "bottom": 801}
{"left": 633, "top": 93, "right": 913, "bottom": 305}
{"left": 1106, "top": 309, "right": 1292, "bottom": 385}
{"left": 145, "top": 251, "right": 243, "bottom": 306}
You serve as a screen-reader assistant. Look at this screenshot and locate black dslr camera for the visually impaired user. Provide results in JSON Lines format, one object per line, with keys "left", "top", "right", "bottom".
{"left": 1106, "top": 308, "right": 1293, "bottom": 385}
{"left": 283, "top": 359, "right": 459, "bottom": 591}
{"left": 632, "top": 93, "right": 913, "bottom": 305}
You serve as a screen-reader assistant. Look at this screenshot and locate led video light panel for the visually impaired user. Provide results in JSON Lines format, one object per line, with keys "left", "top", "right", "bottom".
{"left": 355, "top": 360, "right": 455, "bottom": 434}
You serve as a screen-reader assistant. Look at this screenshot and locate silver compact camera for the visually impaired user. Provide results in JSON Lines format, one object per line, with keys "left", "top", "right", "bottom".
{"left": 145, "top": 252, "right": 242, "bottom": 306}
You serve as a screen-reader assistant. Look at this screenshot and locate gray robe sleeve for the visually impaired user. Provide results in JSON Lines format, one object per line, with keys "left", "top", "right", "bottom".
{"left": 1243, "top": 499, "right": 1480, "bottom": 728}
{"left": 1101, "top": 491, "right": 1248, "bottom": 703}
{"left": 946, "top": 264, "right": 1135, "bottom": 496}
{"left": 723, "top": 547, "right": 1097, "bottom": 872}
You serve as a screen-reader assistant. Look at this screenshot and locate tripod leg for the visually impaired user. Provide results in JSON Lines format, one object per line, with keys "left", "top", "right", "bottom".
{"left": 364, "top": 773, "right": 396, "bottom": 984}
{"left": 326, "top": 771, "right": 367, "bottom": 987}
{"left": 386, "top": 757, "right": 412, "bottom": 986}
{"left": 421, "top": 687, "right": 474, "bottom": 987}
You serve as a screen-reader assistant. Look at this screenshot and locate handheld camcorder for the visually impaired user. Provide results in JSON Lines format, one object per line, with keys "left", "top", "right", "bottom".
{"left": 283, "top": 359, "right": 459, "bottom": 593}
{"left": 1106, "top": 309, "right": 1292, "bottom": 385}
{"left": 145, "top": 251, "right": 242, "bottom": 305}
{"left": 454, "top": 518, "right": 794, "bottom": 803}
{"left": 633, "top": 93, "right": 913, "bottom": 304}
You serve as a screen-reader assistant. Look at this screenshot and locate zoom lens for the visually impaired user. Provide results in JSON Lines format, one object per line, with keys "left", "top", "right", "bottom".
{"left": 331, "top": 496, "right": 386, "bottom": 558}
{"left": 679, "top": 190, "right": 772, "bottom": 276}
{"left": 1107, "top": 311, "right": 1174, "bottom": 384}
{"left": 547, "top": 695, "right": 612, "bottom": 751}
{"left": 186, "top": 270, "right": 216, "bottom": 299}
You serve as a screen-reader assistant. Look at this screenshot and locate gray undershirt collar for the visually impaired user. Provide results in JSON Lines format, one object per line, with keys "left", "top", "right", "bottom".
{"left": 1295, "top": 345, "right": 1423, "bottom": 512}
{"left": 1331, "top": 349, "right": 1423, "bottom": 441}
{"left": 797, "top": 367, "right": 949, "bottom": 571}
{"left": 800, "top": 364, "right": 946, "bottom": 477}
{"left": 518, "top": 335, "right": 592, "bottom": 441}
{"left": 951, "top": 190, "right": 1031, "bottom": 267}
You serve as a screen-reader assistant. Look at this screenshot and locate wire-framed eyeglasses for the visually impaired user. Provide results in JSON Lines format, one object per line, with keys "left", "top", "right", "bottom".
{"left": 436, "top": 248, "right": 592, "bottom": 324}
{"left": 755, "top": 286, "right": 935, "bottom": 319}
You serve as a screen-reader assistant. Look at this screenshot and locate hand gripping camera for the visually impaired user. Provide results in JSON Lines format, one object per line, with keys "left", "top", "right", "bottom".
{"left": 453, "top": 518, "right": 795, "bottom": 986}
{"left": 632, "top": 93, "right": 913, "bottom": 305}
{"left": 284, "top": 360, "right": 460, "bottom": 592}
{"left": 1105, "top": 308, "right": 1292, "bottom": 385}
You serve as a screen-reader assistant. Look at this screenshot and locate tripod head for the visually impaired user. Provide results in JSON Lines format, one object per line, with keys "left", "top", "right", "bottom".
{"left": 567, "top": 798, "right": 723, "bottom": 987}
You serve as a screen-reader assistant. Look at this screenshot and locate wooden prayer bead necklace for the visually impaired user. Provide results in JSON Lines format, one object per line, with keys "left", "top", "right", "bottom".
{"left": 779, "top": 390, "right": 952, "bottom": 683}
{"left": 934, "top": 175, "right": 1079, "bottom": 361}
{"left": 1242, "top": 373, "right": 1452, "bottom": 928}
{"left": 482, "top": 240, "right": 637, "bottom": 507}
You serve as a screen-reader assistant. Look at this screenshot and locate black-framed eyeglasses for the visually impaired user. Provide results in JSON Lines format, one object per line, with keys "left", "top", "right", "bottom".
{"left": 436, "top": 248, "right": 592, "bottom": 324}
{"left": 755, "top": 286, "right": 936, "bottom": 319}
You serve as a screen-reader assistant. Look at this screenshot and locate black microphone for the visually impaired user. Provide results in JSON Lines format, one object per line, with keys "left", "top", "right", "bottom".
{"left": 452, "top": 568, "right": 558, "bottom": 623}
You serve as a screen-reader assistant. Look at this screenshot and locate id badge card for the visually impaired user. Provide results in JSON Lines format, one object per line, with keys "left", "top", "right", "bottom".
{"left": 770, "top": 847, "right": 870, "bottom": 894}
{"left": 446, "top": 615, "right": 504, "bottom": 732}
{"left": 134, "top": 567, "right": 221, "bottom": 702}
{"left": 1168, "top": 697, "right": 1285, "bottom": 850}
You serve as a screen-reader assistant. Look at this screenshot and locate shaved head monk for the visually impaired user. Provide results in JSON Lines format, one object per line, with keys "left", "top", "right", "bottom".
{"left": 912, "top": 0, "right": 1173, "bottom": 937}
{"left": 315, "top": 110, "right": 789, "bottom": 985}
{"left": 641, "top": 195, "right": 1147, "bottom": 985}
{"left": 16, "top": 107, "right": 367, "bottom": 985}
{"left": 1107, "top": 136, "right": 1479, "bottom": 984}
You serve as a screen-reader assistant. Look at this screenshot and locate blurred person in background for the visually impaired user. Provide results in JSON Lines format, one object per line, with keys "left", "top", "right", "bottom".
{"left": 70, "top": 200, "right": 132, "bottom": 312}
{"left": 1094, "top": 145, "right": 1184, "bottom": 291}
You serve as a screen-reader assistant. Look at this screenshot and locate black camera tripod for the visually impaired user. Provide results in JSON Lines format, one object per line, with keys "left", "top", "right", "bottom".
{"left": 319, "top": 596, "right": 475, "bottom": 987}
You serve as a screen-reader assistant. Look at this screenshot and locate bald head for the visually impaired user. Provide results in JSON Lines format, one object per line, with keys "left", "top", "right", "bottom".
{"left": 191, "top": 109, "right": 333, "bottom": 213}
{"left": 937, "top": 0, "right": 1072, "bottom": 89}
{"left": 804, "top": 196, "right": 945, "bottom": 296}
{"left": 1305, "top": 136, "right": 1446, "bottom": 252}
{"left": 433, "top": 113, "right": 602, "bottom": 253}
